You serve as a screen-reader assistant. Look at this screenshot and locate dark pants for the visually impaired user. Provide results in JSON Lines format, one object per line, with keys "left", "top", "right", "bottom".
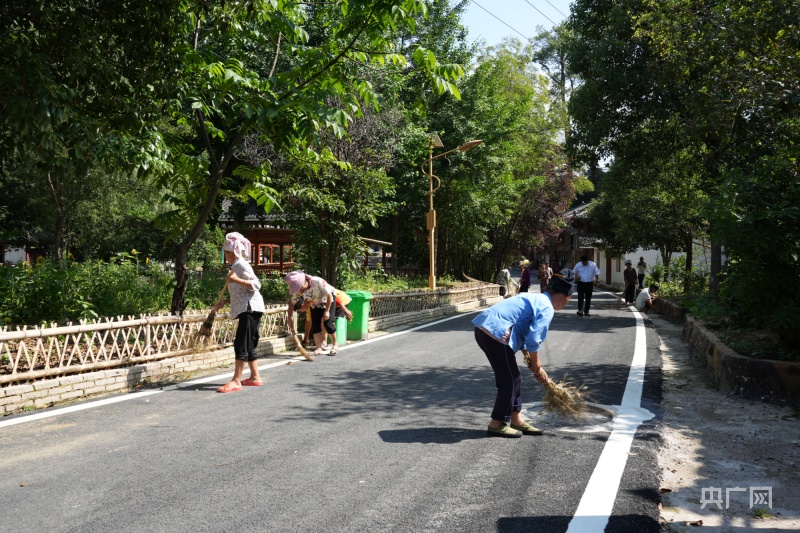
{"left": 474, "top": 328, "right": 521, "bottom": 423}
{"left": 234, "top": 311, "right": 262, "bottom": 361}
{"left": 638, "top": 274, "right": 645, "bottom": 289}
{"left": 519, "top": 285, "right": 529, "bottom": 293}
{"left": 310, "top": 305, "right": 345, "bottom": 334}
{"left": 499, "top": 287, "right": 506, "bottom": 297}
{"left": 625, "top": 284, "right": 636, "bottom": 304}
{"left": 577, "top": 281, "right": 594, "bottom": 313}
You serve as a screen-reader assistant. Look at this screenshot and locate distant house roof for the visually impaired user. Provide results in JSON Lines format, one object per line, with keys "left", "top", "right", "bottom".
{"left": 219, "top": 198, "right": 295, "bottom": 227}
{"left": 564, "top": 202, "right": 593, "bottom": 220}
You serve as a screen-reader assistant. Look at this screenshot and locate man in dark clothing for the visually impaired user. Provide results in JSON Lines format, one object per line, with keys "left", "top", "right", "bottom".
{"left": 623, "top": 259, "right": 637, "bottom": 305}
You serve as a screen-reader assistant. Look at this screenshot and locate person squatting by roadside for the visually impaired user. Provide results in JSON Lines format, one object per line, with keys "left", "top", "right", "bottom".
{"left": 472, "top": 276, "right": 574, "bottom": 438}
{"left": 215, "top": 232, "right": 266, "bottom": 393}
{"left": 573, "top": 254, "right": 601, "bottom": 317}
{"left": 495, "top": 266, "right": 519, "bottom": 298}
{"left": 623, "top": 259, "right": 638, "bottom": 306}
{"left": 284, "top": 271, "right": 348, "bottom": 356}
{"left": 636, "top": 283, "right": 659, "bottom": 311}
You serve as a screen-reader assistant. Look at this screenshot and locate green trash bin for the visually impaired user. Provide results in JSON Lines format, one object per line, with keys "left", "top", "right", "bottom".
{"left": 328, "top": 316, "right": 348, "bottom": 345}
{"left": 345, "top": 290, "right": 373, "bottom": 340}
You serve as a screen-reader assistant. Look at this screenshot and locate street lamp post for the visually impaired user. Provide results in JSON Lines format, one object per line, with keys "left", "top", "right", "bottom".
{"left": 421, "top": 135, "right": 483, "bottom": 290}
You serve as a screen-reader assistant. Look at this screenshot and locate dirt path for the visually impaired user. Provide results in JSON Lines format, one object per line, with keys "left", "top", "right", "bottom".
{"left": 651, "top": 315, "right": 800, "bottom": 531}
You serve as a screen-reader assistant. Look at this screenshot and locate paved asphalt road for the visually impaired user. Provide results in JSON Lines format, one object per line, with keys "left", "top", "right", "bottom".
{"left": 0, "top": 290, "right": 662, "bottom": 533}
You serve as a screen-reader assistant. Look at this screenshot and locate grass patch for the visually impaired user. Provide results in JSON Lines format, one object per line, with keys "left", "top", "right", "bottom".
{"left": 753, "top": 508, "right": 773, "bottom": 519}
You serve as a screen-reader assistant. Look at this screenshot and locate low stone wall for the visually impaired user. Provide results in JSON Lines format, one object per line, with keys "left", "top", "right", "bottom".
{"left": 368, "top": 295, "right": 502, "bottom": 332}
{"left": 652, "top": 297, "right": 689, "bottom": 323}
{"left": 683, "top": 316, "right": 800, "bottom": 406}
{"left": 0, "top": 335, "right": 294, "bottom": 416}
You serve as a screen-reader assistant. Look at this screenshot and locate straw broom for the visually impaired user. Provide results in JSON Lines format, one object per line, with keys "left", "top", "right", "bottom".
{"left": 291, "top": 329, "right": 314, "bottom": 361}
{"left": 197, "top": 281, "right": 228, "bottom": 339}
{"left": 524, "top": 353, "right": 588, "bottom": 418}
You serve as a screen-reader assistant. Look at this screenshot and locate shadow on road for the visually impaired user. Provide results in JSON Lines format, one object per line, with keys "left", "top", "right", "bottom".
{"left": 496, "top": 514, "right": 659, "bottom": 532}
{"left": 378, "top": 427, "right": 486, "bottom": 444}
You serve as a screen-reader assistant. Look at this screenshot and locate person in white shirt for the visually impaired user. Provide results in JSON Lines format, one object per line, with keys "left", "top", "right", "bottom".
{"left": 573, "top": 254, "right": 601, "bottom": 317}
{"left": 636, "top": 257, "right": 647, "bottom": 289}
{"left": 214, "top": 232, "right": 266, "bottom": 393}
{"left": 636, "top": 283, "right": 659, "bottom": 311}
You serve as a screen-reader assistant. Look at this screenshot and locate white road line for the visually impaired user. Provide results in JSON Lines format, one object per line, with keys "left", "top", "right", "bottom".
{"left": 0, "top": 311, "right": 479, "bottom": 429}
{"left": 566, "top": 306, "right": 654, "bottom": 532}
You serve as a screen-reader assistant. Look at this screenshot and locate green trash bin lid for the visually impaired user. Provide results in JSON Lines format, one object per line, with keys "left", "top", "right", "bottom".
{"left": 345, "top": 290, "right": 373, "bottom": 300}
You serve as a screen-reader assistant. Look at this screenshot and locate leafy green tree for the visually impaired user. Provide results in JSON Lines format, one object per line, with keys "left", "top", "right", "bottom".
{"left": 424, "top": 41, "right": 576, "bottom": 279}
{"left": 1, "top": 1, "right": 181, "bottom": 257}
{"left": 118, "top": 1, "right": 461, "bottom": 312}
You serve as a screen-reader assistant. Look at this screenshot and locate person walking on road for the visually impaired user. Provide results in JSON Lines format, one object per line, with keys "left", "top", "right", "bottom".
{"left": 214, "top": 232, "right": 266, "bottom": 393}
{"left": 518, "top": 259, "right": 531, "bottom": 293}
{"left": 538, "top": 263, "right": 551, "bottom": 293}
{"left": 623, "top": 259, "right": 638, "bottom": 306}
{"left": 573, "top": 254, "right": 601, "bottom": 317}
{"left": 495, "top": 266, "right": 519, "bottom": 298}
{"left": 472, "top": 277, "right": 573, "bottom": 438}
{"left": 637, "top": 257, "right": 647, "bottom": 289}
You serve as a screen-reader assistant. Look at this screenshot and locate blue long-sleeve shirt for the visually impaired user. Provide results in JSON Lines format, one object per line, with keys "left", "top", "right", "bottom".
{"left": 471, "top": 293, "right": 555, "bottom": 353}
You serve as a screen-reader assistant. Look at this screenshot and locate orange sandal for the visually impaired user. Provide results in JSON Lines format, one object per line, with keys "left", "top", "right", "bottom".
{"left": 241, "top": 378, "right": 263, "bottom": 387}
{"left": 217, "top": 382, "right": 242, "bottom": 393}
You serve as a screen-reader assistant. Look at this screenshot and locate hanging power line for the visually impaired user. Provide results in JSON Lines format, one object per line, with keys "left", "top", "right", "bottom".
{"left": 544, "top": 0, "right": 568, "bottom": 18}
{"left": 470, "top": 0, "right": 532, "bottom": 41}
{"left": 523, "top": 0, "right": 558, "bottom": 26}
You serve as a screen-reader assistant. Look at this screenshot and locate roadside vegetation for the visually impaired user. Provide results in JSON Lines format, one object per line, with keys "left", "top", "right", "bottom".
{"left": 646, "top": 257, "right": 800, "bottom": 362}
{"left": 1, "top": 1, "right": 584, "bottom": 321}
{"left": 568, "top": 0, "right": 799, "bottom": 353}
{"left": 0, "top": 258, "right": 459, "bottom": 326}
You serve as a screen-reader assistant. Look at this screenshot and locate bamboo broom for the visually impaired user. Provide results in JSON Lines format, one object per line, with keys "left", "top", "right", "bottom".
{"left": 524, "top": 353, "right": 588, "bottom": 418}
{"left": 197, "top": 281, "right": 228, "bottom": 338}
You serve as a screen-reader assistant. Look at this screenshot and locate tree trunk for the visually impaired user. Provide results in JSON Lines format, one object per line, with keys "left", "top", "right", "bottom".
{"left": 171, "top": 243, "right": 190, "bottom": 315}
{"left": 330, "top": 241, "right": 339, "bottom": 287}
{"left": 659, "top": 247, "right": 672, "bottom": 281}
{"left": 684, "top": 236, "right": 693, "bottom": 294}
{"left": 391, "top": 214, "right": 399, "bottom": 275}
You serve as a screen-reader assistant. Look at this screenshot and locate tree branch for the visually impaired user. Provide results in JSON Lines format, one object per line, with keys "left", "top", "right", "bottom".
{"left": 269, "top": 32, "right": 282, "bottom": 78}
{"left": 278, "top": 2, "right": 379, "bottom": 101}
{"left": 195, "top": 109, "right": 221, "bottom": 177}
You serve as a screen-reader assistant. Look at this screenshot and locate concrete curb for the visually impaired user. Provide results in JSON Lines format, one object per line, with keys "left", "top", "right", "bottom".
{"left": 599, "top": 283, "right": 799, "bottom": 406}
{"left": 682, "top": 316, "right": 800, "bottom": 406}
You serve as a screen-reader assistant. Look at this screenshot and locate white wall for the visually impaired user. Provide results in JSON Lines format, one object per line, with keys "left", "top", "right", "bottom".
{"left": 595, "top": 247, "right": 682, "bottom": 289}
{"left": 2, "top": 247, "right": 26, "bottom": 264}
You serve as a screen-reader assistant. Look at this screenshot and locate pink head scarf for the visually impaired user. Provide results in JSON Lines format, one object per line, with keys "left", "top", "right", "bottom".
{"left": 223, "top": 232, "right": 251, "bottom": 261}
{"left": 284, "top": 271, "right": 306, "bottom": 295}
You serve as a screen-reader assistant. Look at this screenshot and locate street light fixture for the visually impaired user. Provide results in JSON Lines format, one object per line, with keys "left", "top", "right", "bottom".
{"left": 421, "top": 135, "right": 483, "bottom": 290}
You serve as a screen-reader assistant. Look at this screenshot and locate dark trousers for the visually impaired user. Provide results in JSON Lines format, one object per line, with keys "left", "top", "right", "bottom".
{"left": 234, "top": 311, "right": 262, "bottom": 361}
{"left": 310, "top": 305, "right": 345, "bottom": 334}
{"left": 474, "top": 328, "right": 521, "bottom": 423}
{"left": 577, "top": 281, "right": 594, "bottom": 313}
{"left": 625, "top": 284, "right": 636, "bottom": 304}
{"left": 638, "top": 274, "right": 645, "bottom": 289}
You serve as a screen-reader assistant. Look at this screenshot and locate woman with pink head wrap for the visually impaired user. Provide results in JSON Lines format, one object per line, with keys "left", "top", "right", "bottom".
{"left": 214, "top": 232, "right": 266, "bottom": 393}
{"left": 284, "top": 270, "right": 347, "bottom": 356}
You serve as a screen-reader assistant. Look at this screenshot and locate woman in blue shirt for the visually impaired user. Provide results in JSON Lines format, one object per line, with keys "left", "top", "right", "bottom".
{"left": 472, "top": 277, "right": 573, "bottom": 438}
